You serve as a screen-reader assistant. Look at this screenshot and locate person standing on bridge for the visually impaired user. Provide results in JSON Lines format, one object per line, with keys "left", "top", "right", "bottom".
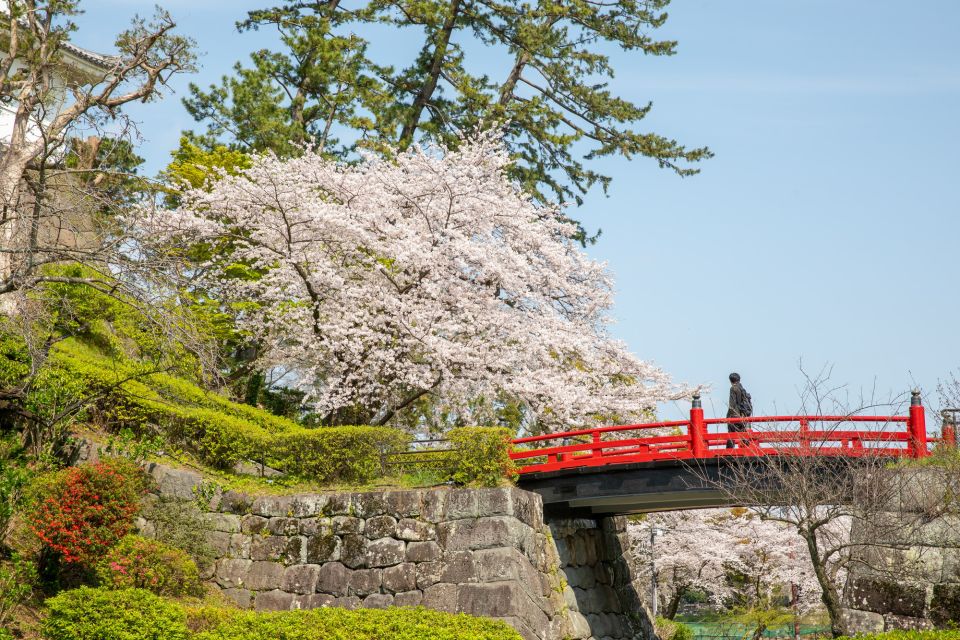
{"left": 726, "top": 372, "right": 753, "bottom": 448}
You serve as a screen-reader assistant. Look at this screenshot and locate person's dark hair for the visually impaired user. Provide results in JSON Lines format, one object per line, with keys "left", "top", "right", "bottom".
{"left": 729, "top": 372, "right": 741, "bottom": 383}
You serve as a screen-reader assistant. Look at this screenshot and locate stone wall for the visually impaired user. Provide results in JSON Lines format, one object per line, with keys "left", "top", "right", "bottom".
{"left": 141, "top": 462, "right": 653, "bottom": 640}
{"left": 841, "top": 468, "right": 960, "bottom": 632}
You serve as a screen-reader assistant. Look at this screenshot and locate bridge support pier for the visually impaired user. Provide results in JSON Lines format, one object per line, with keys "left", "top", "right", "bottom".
{"left": 689, "top": 393, "right": 707, "bottom": 457}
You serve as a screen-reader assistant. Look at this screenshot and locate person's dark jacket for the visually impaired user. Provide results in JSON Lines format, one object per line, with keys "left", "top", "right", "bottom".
{"left": 727, "top": 382, "right": 752, "bottom": 428}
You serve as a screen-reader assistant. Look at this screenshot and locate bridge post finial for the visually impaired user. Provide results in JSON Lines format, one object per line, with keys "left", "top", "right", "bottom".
{"left": 911, "top": 389, "right": 922, "bottom": 406}
{"left": 692, "top": 392, "right": 702, "bottom": 409}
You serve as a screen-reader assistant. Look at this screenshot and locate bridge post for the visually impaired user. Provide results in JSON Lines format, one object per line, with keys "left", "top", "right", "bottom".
{"left": 690, "top": 393, "right": 707, "bottom": 457}
{"left": 942, "top": 411, "right": 956, "bottom": 449}
{"left": 908, "top": 390, "right": 929, "bottom": 458}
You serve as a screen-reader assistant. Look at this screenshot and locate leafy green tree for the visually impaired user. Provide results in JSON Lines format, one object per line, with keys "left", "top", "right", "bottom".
{"left": 185, "top": 0, "right": 711, "bottom": 237}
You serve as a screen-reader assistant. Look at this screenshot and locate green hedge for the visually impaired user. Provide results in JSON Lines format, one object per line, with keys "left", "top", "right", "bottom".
{"left": 655, "top": 617, "right": 695, "bottom": 640}
{"left": 446, "top": 427, "right": 515, "bottom": 487}
{"left": 837, "top": 633, "right": 960, "bottom": 640}
{"left": 189, "top": 606, "right": 523, "bottom": 640}
{"left": 43, "top": 587, "right": 189, "bottom": 640}
{"left": 45, "top": 340, "right": 410, "bottom": 484}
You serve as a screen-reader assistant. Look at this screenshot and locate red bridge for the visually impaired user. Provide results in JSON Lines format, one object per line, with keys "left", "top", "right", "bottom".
{"left": 509, "top": 391, "right": 957, "bottom": 514}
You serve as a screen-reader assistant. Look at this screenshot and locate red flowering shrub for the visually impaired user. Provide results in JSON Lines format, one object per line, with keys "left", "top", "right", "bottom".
{"left": 96, "top": 535, "right": 202, "bottom": 597}
{"left": 25, "top": 458, "right": 150, "bottom": 566}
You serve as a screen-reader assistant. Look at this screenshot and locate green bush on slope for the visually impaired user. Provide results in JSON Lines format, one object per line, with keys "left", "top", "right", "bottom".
{"left": 43, "top": 587, "right": 189, "bottom": 640}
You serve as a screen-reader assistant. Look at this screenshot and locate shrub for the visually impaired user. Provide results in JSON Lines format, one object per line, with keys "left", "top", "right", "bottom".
{"left": 43, "top": 587, "right": 189, "bottom": 640}
{"left": 141, "top": 496, "right": 215, "bottom": 571}
{"left": 0, "top": 554, "right": 37, "bottom": 631}
{"left": 837, "top": 633, "right": 960, "bottom": 640}
{"left": 655, "top": 617, "right": 695, "bottom": 640}
{"left": 446, "top": 427, "right": 515, "bottom": 487}
{"left": 24, "top": 458, "right": 150, "bottom": 565}
{"left": 191, "top": 606, "right": 523, "bottom": 640}
{"left": 96, "top": 535, "right": 203, "bottom": 597}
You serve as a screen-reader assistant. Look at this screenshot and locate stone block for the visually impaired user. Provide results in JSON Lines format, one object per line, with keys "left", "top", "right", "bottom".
{"left": 341, "top": 534, "right": 369, "bottom": 569}
{"left": 365, "top": 515, "right": 397, "bottom": 540}
{"left": 146, "top": 464, "right": 202, "bottom": 500}
{"left": 416, "top": 561, "right": 443, "bottom": 590}
{"left": 422, "top": 583, "right": 459, "bottom": 613}
{"left": 290, "top": 495, "right": 329, "bottom": 518}
{"left": 846, "top": 576, "right": 928, "bottom": 617}
{"left": 332, "top": 516, "right": 364, "bottom": 535}
{"left": 931, "top": 583, "right": 960, "bottom": 626}
{"left": 839, "top": 608, "right": 885, "bottom": 634}
{"left": 316, "top": 562, "right": 351, "bottom": 597}
{"left": 563, "top": 565, "right": 596, "bottom": 589}
{"left": 438, "top": 516, "right": 534, "bottom": 554}
{"left": 336, "top": 595, "right": 362, "bottom": 610}
{"left": 407, "top": 541, "right": 442, "bottom": 563}
{"left": 293, "top": 593, "right": 336, "bottom": 609}
{"left": 446, "top": 489, "right": 480, "bottom": 519}
{"left": 206, "top": 513, "right": 241, "bottom": 533}
{"left": 229, "top": 534, "right": 252, "bottom": 559}
{"left": 300, "top": 517, "right": 332, "bottom": 537}
{"left": 397, "top": 518, "right": 436, "bottom": 541}
{"left": 394, "top": 590, "right": 423, "bottom": 607}
{"left": 353, "top": 492, "right": 388, "bottom": 518}
{"left": 207, "top": 531, "right": 231, "bottom": 556}
{"left": 474, "top": 547, "right": 538, "bottom": 584}
{"left": 245, "top": 561, "right": 285, "bottom": 591}
{"left": 421, "top": 490, "right": 447, "bottom": 523}
{"left": 883, "top": 614, "right": 934, "bottom": 631}
{"left": 219, "top": 490, "right": 253, "bottom": 515}
{"left": 366, "top": 537, "right": 405, "bottom": 568}
{"left": 250, "top": 495, "right": 295, "bottom": 518}
{"left": 385, "top": 490, "right": 422, "bottom": 518}
{"left": 324, "top": 493, "right": 353, "bottom": 516}
{"left": 282, "top": 564, "right": 321, "bottom": 594}
{"left": 457, "top": 582, "right": 548, "bottom": 630}
{"left": 306, "top": 533, "right": 342, "bottom": 563}
{"left": 254, "top": 589, "right": 295, "bottom": 611}
{"left": 215, "top": 558, "right": 252, "bottom": 589}
{"left": 222, "top": 588, "right": 253, "bottom": 609}
{"left": 241, "top": 515, "right": 269, "bottom": 534}
{"left": 438, "top": 550, "right": 477, "bottom": 584}
{"left": 250, "top": 535, "right": 304, "bottom": 565}
{"left": 363, "top": 593, "right": 394, "bottom": 609}
{"left": 268, "top": 517, "right": 301, "bottom": 536}
{"left": 348, "top": 568, "right": 383, "bottom": 596}
{"left": 383, "top": 563, "right": 417, "bottom": 593}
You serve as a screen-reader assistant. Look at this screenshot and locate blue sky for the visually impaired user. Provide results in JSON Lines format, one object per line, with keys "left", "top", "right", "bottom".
{"left": 72, "top": 1, "right": 960, "bottom": 421}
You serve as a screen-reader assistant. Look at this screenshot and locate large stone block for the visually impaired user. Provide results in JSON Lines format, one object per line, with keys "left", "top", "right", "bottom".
{"left": 219, "top": 490, "right": 253, "bottom": 515}
{"left": 365, "top": 515, "right": 397, "bottom": 540}
{"left": 245, "top": 561, "right": 285, "bottom": 591}
{"left": 268, "top": 517, "right": 301, "bottom": 536}
{"left": 457, "top": 582, "right": 549, "bottom": 630}
{"left": 366, "top": 537, "right": 405, "bottom": 568}
{"left": 331, "top": 516, "right": 364, "bottom": 535}
{"left": 254, "top": 589, "right": 295, "bottom": 611}
{"left": 846, "top": 576, "right": 928, "bottom": 617}
{"left": 293, "top": 593, "right": 336, "bottom": 609}
{"left": 394, "top": 590, "right": 423, "bottom": 607}
{"left": 222, "top": 588, "right": 253, "bottom": 609}
{"left": 205, "top": 513, "right": 241, "bottom": 533}
{"left": 421, "top": 490, "right": 447, "bottom": 523}
{"left": 290, "top": 494, "right": 329, "bottom": 518}
{"left": 348, "top": 568, "right": 383, "bottom": 596}
{"left": 316, "top": 562, "right": 351, "bottom": 597}
{"left": 385, "top": 490, "right": 422, "bottom": 518}
{"left": 282, "top": 564, "right": 321, "bottom": 595}
{"left": 397, "top": 518, "right": 436, "bottom": 542}
{"left": 883, "top": 614, "right": 934, "bottom": 631}
{"left": 341, "top": 534, "right": 369, "bottom": 569}
{"left": 383, "top": 563, "right": 417, "bottom": 593}
{"left": 299, "top": 517, "right": 333, "bottom": 537}
{"left": 306, "top": 533, "right": 342, "bottom": 563}
{"left": 363, "top": 593, "right": 394, "bottom": 609}
{"left": 229, "top": 534, "right": 252, "bottom": 559}
{"left": 839, "top": 608, "right": 885, "bottom": 634}
{"left": 215, "top": 558, "right": 252, "bottom": 589}
{"left": 474, "top": 547, "right": 540, "bottom": 585}
{"left": 353, "top": 492, "right": 388, "bottom": 518}
{"left": 422, "top": 583, "right": 459, "bottom": 613}
{"left": 438, "top": 516, "right": 535, "bottom": 554}
{"left": 241, "top": 515, "right": 269, "bottom": 535}
{"left": 406, "top": 541, "right": 441, "bottom": 563}
{"left": 250, "top": 535, "right": 304, "bottom": 565}
{"left": 250, "top": 495, "right": 295, "bottom": 518}
{"left": 146, "top": 464, "right": 203, "bottom": 500}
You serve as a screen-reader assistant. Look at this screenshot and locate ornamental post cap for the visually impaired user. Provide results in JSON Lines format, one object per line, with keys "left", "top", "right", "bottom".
{"left": 692, "top": 392, "right": 702, "bottom": 408}
{"left": 911, "top": 389, "right": 922, "bottom": 406}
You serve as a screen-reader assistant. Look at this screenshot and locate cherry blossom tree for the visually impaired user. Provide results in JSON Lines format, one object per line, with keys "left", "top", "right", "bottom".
{"left": 628, "top": 508, "right": 827, "bottom": 623}
{"left": 149, "top": 132, "right": 684, "bottom": 430}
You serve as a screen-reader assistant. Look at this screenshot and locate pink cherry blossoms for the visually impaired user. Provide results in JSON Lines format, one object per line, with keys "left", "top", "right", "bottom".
{"left": 152, "top": 133, "right": 685, "bottom": 429}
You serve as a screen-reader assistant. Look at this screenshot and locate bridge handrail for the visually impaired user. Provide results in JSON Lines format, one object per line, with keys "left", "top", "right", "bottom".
{"left": 509, "top": 390, "right": 947, "bottom": 474}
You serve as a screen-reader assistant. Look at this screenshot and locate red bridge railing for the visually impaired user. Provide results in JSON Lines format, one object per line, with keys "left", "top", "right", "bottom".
{"left": 510, "top": 391, "right": 954, "bottom": 475}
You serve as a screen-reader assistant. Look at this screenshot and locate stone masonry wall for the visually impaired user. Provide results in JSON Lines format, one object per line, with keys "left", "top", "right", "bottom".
{"left": 841, "top": 468, "right": 960, "bottom": 632}
{"left": 140, "top": 462, "right": 654, "bottom": 640}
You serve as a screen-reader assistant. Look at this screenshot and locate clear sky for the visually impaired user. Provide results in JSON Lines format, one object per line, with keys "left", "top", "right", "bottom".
{"left": 71, "top": 1, "right": 960, "bottom": 421}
